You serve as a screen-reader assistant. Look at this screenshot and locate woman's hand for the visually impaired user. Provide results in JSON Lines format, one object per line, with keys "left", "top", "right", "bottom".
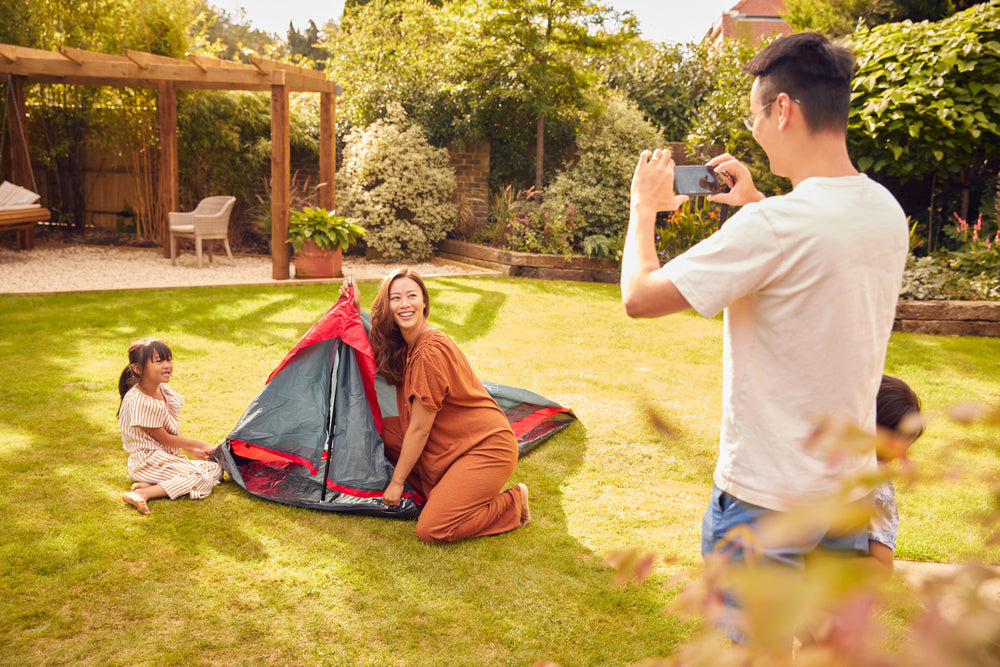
{"left": 382, "top": 480, "right": 405, "bottom": 508}
{"left": 339, "top": 275, "right": 361, "bottom": 310}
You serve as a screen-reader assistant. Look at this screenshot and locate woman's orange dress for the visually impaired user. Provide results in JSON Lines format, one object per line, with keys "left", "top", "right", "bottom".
{"left": 380, "top": 329, "right": 523, "bottom": 544}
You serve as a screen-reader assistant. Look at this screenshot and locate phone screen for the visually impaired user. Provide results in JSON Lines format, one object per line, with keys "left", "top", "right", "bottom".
{"left": 673, "top": 166, "right": 726, "bottom": 196}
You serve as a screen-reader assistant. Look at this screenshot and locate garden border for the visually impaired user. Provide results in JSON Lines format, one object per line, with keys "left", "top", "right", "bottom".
{"left": 894, "top": 301, "right": 1000, "bottom": 338}
{"left": 438, "top": 241, "right": 1000, "bottom": 337}
{"left": 437, "top": 240, "right": 619, "bottom": 283}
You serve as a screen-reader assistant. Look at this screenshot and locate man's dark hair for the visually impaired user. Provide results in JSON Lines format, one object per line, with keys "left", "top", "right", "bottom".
{"left": 742, "top": 32, "right": 855, "bottom": 134}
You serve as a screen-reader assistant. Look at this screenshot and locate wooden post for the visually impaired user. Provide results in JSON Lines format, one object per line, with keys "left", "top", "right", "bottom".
{"left": 319, "top": 91, "right": 336, "bottom": 211}
{"left": 157, "top": 81, "right": 179, "bottom": 257}
{"left": 270, "top": 79, "right": 291, "bottom": 280}
{"left": 7, "top": 75, "right": 32, "bottom": 190}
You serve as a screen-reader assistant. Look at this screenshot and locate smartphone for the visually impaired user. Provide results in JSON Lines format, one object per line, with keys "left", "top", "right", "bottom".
{"left": 673, "top": 165, "right": 727, "bottom": 196}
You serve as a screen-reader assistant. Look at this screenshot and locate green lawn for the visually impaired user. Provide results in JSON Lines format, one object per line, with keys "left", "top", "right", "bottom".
{"left": 1, "top": 277, "right": 997, "bottom": 664}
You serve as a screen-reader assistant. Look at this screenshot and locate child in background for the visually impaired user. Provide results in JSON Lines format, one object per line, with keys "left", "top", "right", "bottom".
{"left": 869, "top": 374, "right": 924, "bottom": 571}
{"left": 117, "top": 338, "right": 222, "bottom": 514}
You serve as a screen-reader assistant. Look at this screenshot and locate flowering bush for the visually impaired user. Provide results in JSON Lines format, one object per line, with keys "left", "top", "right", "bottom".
{"left": 337, "top": 103, "right": 457, "bottom": 261}
{"left": 903, "top": 213, "right": 1000, "bottom": 301}
{"left": 946, "top": 212, "right": 1000, "bottom": 273}
{"left": 654, "top": 202, "right": 723, "bottom": 263}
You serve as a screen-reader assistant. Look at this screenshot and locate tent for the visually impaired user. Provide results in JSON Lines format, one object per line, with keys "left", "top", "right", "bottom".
{"left": 213, "top": 289, "right": 576, "bottom": 518}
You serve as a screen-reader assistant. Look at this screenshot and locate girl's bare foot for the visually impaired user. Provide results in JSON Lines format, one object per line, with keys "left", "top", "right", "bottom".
{"left": 517, "top": 483, "right": 531, "bottom": 526}
{"left": 122, "top": 491, "right": 151, "bottom": 514}
{"left": 130, "top": 482, "right": 152, "bottom": 492}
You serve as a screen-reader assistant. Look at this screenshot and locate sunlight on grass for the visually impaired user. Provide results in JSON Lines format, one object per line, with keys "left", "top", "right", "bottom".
{"left": 1, "top": 278, "right": 998, "bottom": 664}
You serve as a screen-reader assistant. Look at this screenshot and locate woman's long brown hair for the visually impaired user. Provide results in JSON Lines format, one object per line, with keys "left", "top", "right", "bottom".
{"left": 370, "top": 267, "right": 430, "bottom": 386}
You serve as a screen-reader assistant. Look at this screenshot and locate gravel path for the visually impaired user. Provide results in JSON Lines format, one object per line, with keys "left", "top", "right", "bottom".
{"left": 0, "top": 242, "right": 495, "bottom": 294}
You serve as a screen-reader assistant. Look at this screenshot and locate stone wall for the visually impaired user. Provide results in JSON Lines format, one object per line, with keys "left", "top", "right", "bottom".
{"left": 895, "top": 301, "right": 1000, "bottom": 337}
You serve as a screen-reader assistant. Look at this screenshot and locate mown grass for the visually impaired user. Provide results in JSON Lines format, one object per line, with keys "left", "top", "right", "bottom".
{"left": 1, "top": 277, "right": 998, "bottom": 665}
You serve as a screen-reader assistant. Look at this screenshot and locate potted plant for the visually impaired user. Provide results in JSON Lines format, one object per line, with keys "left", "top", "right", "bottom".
{"left": 287, "top": 207, "right": 365, "bottom": 278}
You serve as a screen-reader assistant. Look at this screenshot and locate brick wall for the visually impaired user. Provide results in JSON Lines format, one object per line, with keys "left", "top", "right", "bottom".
{"left": 447, "top": 139, "right": 490, "bottom": 232}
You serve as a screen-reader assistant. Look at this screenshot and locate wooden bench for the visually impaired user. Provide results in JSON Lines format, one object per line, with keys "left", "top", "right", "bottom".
{"left": 0, "top": 207, "right": 51, "bottom": 250}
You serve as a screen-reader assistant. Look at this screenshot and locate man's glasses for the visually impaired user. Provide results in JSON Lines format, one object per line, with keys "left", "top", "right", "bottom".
{"left": 744, "top": 100, "right": 775, "bottom": 131}
{"left": 743, "top": 97, "right": 802, "bottom": 131}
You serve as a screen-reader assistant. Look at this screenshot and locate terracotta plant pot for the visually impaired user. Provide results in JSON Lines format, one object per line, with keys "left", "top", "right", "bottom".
{"left": 293, "top": 239, "right": 343, "bottom": 278}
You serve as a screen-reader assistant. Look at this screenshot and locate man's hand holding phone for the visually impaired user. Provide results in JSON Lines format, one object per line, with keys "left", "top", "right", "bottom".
{"left": 631, "top": 148, "right": 689, "bottom": 213}
{"left": 705, "top": 153, "right": 766, "bottom": 207}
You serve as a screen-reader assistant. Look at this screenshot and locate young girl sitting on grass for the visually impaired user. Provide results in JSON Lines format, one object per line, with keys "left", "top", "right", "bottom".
{"left": 869, "top": 374, "right": 924, "bottom": 572}
{"left": 117, "top": 338, "right": 222, "bottom": 514}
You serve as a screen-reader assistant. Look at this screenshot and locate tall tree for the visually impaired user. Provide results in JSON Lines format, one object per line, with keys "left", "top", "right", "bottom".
{"left": 287, "top": 20, "right": 332, "bottom": 69}
{"left": 474, "top": 0, "right": 638, "bottom": 194}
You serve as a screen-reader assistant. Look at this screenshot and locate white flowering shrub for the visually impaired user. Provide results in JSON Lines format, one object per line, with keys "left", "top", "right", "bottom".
{"left": 338, "top": 104, "right": 457, "bottom": 261}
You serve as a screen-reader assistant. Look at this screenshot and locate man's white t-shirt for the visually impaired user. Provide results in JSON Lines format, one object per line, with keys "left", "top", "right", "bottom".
{"left": 663, "top": 174, "right": 908, "bottom": 511}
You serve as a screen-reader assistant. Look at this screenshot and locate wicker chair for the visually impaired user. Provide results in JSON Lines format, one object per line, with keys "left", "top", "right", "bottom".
{"left": 168, "top": 196, "right": 236, "bottom": 268}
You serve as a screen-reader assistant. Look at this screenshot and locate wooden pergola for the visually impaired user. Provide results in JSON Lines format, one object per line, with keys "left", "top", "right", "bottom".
{"left": 0, "top": 43, "right": 340, "bottom": 279}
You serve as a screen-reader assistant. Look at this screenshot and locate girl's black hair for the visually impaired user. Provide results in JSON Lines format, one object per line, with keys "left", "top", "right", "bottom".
{"left": 117, "top": 338, "right": 172, "bottom": 415}
{"left": 876, "top": 374, "right": 923, "bottom": 439}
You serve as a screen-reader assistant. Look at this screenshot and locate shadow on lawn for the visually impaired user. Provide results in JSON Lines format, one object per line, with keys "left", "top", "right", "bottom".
{"left": 1, "top": 283, "right": 692, "bottom": 662}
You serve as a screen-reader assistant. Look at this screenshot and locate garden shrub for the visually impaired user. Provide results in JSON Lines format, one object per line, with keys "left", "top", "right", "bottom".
{"left": 654, "top": 203, "right": 724, "bottom": 263}
{"left": 338, "top": 104, "right": 457, "bottom": 261}
{"left": 481, "top": 185, "right": 578, "bottom": 255}
{"left": 543, "top": 91, "right": 664, "bottom": 243}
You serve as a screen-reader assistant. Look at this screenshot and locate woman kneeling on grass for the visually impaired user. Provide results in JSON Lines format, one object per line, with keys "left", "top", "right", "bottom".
{"left": 117, "top": 338, "right": 222, "bottom": 514}
{"left": 342, "top": 268, "right": 530, "bottom": 544}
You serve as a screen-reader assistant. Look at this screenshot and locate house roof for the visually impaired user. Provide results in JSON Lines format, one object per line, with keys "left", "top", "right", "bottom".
{"left": 709, "top": 0, "right": 792, "bottom": 44}
{"left": 729, "top": 0, "right": 788, "bottom": 17}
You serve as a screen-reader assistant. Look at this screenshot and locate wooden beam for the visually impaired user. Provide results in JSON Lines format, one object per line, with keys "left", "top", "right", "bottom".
{"left": 251, "top": 55, "right": 328, "bottom": 81}
{"left": 59, "top": 45, "right": 124, "bottom": 64}
{"left": 270, "top": 83, "right": 291, "bottom": 280}
{"left": 124, "top": 49, "right": 191, "bottom": 70}
{"left": 158, "top": 81, "right": 179, "bottom": 256}
{"left": 0, "top": 43, "right": 337, "bottom": 93}
{"left": 319, "top": 91, "right": 336, "bottom": 211}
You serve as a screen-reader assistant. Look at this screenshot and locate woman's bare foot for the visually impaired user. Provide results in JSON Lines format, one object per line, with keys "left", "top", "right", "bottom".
{"left": 517, "top": 483, "right": 531, "bottom": 526}
{"left": 130, "top": 481, "right": 152, "bottom": 492}
{"left": 122, "top": 491, "right": 151, "bottom": 514}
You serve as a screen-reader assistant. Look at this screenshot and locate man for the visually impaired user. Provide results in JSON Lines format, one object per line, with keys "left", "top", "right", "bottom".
{"left": 620, "top": 32, "right": 908, "bottom": 639}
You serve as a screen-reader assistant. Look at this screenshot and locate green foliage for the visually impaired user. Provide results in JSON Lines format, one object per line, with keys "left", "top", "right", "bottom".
{"left": 481, "top": 185, "right": 578, "bottom": 255}
{"left": 783, "top": 0, "right": 985, "bottom": 35}
{"left": 654, "top": 203, "right": 724, "bottom": 262}
{"left": 848, "top": 2, "right": 1000, "bottom": 185}
{"left": 325, "top": 0, "right": 459, "bottom": 135}
{"left": 899, "top": 253, "right": 1000, "bottom": 301}
{"left": 685, "top": 36, "right": 791, "bottom": 197}
{"left": 287, "top": 207, "right": 365, "bottom": 251}
{"left": 0, "top": 0, "right": 208, "bottom": 56}
{"left": 782, "top": 0, "right": 875, "bottom": 35}
{"left": 582, "top": 233, "right": 619, "bottom": 259}
{"left": 326, "top": 0, "right": 638, "bottom": 190}
{"left": 543, "top": 91, "right": 665, "bottom": 241}
{"left": 338, "top": 104, "right": 458, "bottom": 261}
{"left": 594, "top": 39, "right": 715, "bottom": 142}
